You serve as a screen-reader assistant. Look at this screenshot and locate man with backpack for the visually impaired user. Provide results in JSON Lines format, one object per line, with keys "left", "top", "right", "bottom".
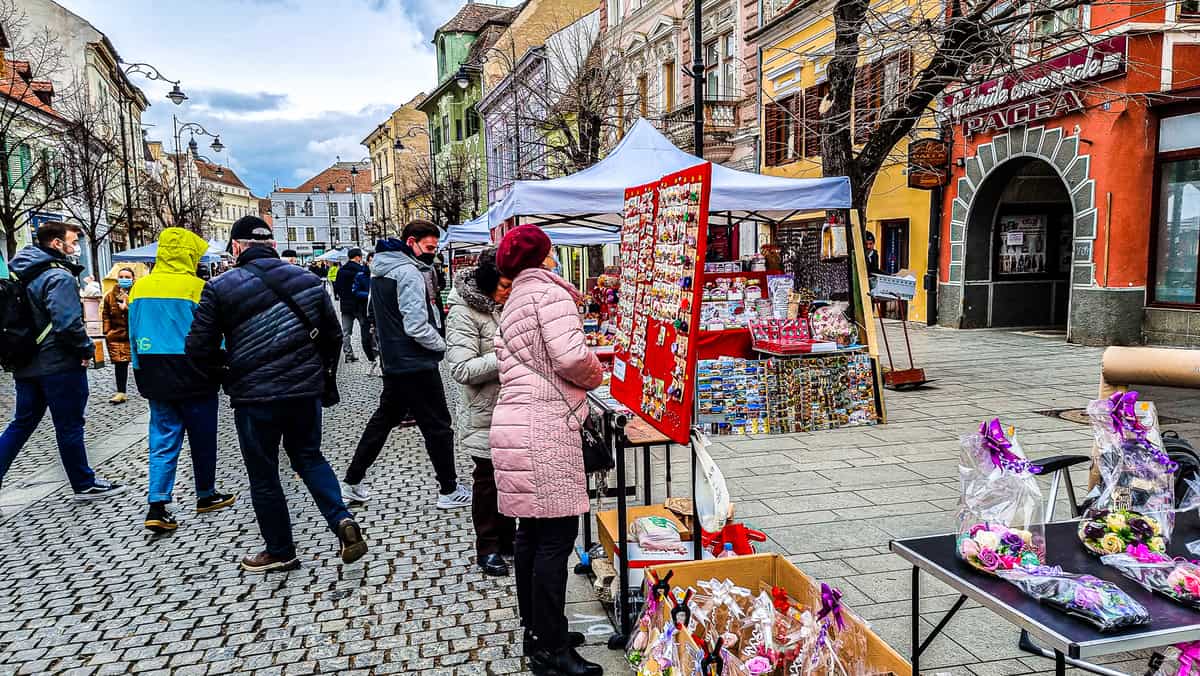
{"left": 333, "top": 248, "right": 374, "bottom": 365}
{"left": 0, "top": 221, "right": 126, "bottom": 498}
{"left": 186, "top": 216, "right": 366, "bottom": 572}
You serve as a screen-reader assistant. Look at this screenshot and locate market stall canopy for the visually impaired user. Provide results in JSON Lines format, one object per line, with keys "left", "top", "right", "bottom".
{"left": 315, "top": 248, "right": 347, "bottom": 262}
{"left": 450, "top": 211, "right": 621, "bottom": 245}
{"left": 112, "top": 242, "right": 224, "bottom": 264}
{"left": 488, "top": 118, "right": 852, "bottom": 229}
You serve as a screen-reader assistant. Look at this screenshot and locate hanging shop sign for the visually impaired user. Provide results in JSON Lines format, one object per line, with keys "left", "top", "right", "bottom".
{"left": 611, "top": 163, "right": 713, "bottom": 444}
{"left": 907, "top": 138, "right": 950, "bottom": 189}
{"left": 942, "top": 36, "right": 1127, "bottom": 135}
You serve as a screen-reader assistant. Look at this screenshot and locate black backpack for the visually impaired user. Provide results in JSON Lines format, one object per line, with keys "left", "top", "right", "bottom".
{"left": 0, "top": 261, "right": 58, "bottom": 371}
{"left": 1165, "top": 430, "right": 1200, "bottom": 507}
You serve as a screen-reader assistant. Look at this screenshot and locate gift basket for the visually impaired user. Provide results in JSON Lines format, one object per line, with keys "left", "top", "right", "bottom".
{"left": 956, "top": 419, "right": 1046, "bottom": 575}
{"left": 1084, "top": 391, "right": 1176, "bottom": 550}
{"left": 808, "top": 303, "right": 857, "bottom": 347}
{"left": 1101, "top": 545, "right": 1200, "bottom": 609}
{"left": 997, "top": 565, "right": 1150, "bottom": 631}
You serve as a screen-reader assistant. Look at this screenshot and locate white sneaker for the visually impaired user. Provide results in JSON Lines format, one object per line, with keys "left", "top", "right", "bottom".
{"left": 343, "top": 481, "right": 370, "bottom": 503}
{"left": 436, "top": 483, "right": 472, "bottom": 509}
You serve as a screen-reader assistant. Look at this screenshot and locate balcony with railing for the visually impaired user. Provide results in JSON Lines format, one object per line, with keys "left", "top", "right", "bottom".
{"left": 657, "top": 95, "right": 740, "bottom": 160}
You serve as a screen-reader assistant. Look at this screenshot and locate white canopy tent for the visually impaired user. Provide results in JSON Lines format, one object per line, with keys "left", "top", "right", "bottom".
{"left": 447, "top": 211, "right": 620, "bottom": 246}
{"left": 487, "top": 119, "right": 852, "bottom": 230}
{"left": 112, "top": 240, "right": 226, "bottom": 264}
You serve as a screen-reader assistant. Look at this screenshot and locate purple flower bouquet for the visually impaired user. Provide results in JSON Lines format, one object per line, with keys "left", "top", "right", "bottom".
{"left": 998, "top": 565, "right": 1150, "bottom": 631}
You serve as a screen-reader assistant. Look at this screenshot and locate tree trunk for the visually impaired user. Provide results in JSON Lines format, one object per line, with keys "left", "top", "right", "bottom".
{"left": 3, "top": 215, "right": 18, "bottom": 259}
{"left": 89, "top": 237, "right": 101, "bottom": 281}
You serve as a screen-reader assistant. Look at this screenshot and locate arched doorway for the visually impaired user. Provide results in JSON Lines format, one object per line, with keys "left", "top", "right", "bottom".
{"left": 961, "top": 157, "right": 1074, "bottom": 328}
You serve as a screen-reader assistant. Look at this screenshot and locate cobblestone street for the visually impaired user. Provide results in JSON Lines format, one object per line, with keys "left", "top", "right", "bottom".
{"left": 0, "top": 323, "right": 1197, "bottom": 675}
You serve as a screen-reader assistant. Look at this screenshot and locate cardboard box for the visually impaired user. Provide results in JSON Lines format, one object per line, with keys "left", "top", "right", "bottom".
{"left": 646, "top": 554, "right": 911, "bottom": 676}
{"left": 596, "top": 504, "right": 691, "bottom": 563}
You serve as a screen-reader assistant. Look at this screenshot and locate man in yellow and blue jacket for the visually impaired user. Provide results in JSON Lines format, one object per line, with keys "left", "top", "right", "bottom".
{"left": 129, "top": 228, "right": 236, "bottom": 533}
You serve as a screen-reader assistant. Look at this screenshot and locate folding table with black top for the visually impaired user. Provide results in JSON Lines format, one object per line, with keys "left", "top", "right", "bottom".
{"left": 892, "top": 511, "right": 1200, "bottom": 676}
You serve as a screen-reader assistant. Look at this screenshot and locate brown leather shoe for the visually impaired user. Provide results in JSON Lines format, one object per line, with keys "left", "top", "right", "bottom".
{"left": 336, "top": 518, "right": 368, "bottom": 564}
{"left": 240, "top": 551, "right": 300, "bottom": 573}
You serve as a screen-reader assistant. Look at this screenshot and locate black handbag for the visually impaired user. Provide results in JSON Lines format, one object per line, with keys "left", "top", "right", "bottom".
{"left": 243, "top": 263, "right": 341, "bottom": 408}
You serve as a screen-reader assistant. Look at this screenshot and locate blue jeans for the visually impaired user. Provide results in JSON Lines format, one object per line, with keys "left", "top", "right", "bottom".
{"left": 147, "top": 396, "right": 218, "bottom": 504}
{"left": 0, "top": 369, "right": 95, "bottom": 492}
{"left": 233, "top": 398, "right": 351, "bottom": 559}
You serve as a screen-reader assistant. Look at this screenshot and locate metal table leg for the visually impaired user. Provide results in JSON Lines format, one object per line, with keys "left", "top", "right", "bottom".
{"left": 691, "top": 439, "right": 701, "bottom": 558}
{"left": 911, "top": 566, "right": 968, "bottom": 676}
{"left": 664, "top": 444, "right": 672, "bottom": 498}
{"left": 609, "top": 422, "right": 631, "bottom": 649}
{"left": 1055, "top": 650, "right": 1065, "bottom": 676}
{"left": 643, "top": 444, "right": 653, "bottom": 505}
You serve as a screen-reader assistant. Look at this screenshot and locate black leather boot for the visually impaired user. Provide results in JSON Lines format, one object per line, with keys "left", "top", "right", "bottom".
{"left": 523, "top": 629, "right": 585, "bottom": 655}
{"left": 529, "top": 647, "right": 602, "bottom": 676}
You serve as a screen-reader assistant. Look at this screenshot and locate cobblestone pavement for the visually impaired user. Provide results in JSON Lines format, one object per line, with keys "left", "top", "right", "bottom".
{"left": 0, "top": 363, "right": 147, "bottom": 491}
{"left": 1, "top": 323, "right": 1198, "bottom": 675}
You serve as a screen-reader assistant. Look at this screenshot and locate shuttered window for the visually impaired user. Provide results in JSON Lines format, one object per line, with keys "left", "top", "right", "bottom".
{"left": 854, "top": 50, "right": 912, "bottom": 143}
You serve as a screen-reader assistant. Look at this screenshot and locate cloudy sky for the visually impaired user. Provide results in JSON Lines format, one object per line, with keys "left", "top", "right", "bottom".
{"left": 55, "top": 0, "right": 520, "bottom": 196}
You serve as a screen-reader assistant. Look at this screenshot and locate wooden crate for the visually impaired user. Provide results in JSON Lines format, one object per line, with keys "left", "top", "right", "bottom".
{"left": 646, "top": 554, "right": 911, "bottom": 676}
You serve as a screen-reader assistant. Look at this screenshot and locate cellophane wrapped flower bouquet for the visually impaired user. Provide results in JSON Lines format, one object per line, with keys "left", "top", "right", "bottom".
{"left": 1101, "top": 544, "right": 1200, "bottom": 609}
{"left": 997, "top": 565, "right": 1150, "bottom": 631}
{"left": 957, "top": 419, "right": 1046, "bottom": 575}
{"left": 1083, "top": 391, "right": 1176, "bottom": 552}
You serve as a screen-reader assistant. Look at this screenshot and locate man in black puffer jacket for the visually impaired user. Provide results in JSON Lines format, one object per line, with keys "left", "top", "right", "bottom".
{"left": 186, "top": 216, "right": 367, "bottom": 573}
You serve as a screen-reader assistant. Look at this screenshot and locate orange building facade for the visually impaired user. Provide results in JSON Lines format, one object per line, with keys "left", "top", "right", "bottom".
{"left": 936, "top": 8, "right": 1200, "bottom": 347}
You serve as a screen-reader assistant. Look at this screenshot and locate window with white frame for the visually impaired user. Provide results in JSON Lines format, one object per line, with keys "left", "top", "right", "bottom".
{"left": 329, "top": 202, "right": 339, "bottom": 217}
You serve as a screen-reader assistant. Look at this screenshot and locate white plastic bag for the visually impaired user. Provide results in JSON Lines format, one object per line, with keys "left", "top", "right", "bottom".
{"left": 693, "top": 431, "right": 732, "bottom": 534}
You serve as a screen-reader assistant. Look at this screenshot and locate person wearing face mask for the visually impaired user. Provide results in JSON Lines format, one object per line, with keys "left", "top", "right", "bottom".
{"left": 186, "top": 216, "right": 367, "bottom": 572}
{"left": 102, "top": 268, "right": 136, "bottom": 404}
{"left": 343, "top": 220, "right": 469, "bottom": 509}
{"left": 0, "top": 221, "right": 127, "bottom": 499}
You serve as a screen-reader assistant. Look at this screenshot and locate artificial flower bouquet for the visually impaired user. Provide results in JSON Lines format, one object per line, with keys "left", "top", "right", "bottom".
{"left": 997, "top": 565, "right": 1150, "bottom": 631}
{"left": 957, "top": 419, "right": 1046, "bottom": 575}
{"left": 1101, "top": 544, "right": 1200, "bottom": 609}
{"left": 1086, "top": 391, "right": 1176, "bottom": 545}
{"left": 1078, "top": 508, "right": 1166, "bottom": 556}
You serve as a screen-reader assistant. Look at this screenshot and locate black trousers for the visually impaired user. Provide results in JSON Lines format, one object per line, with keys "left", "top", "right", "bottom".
{"left": 472, "top": 457, "right": 516, "bottom": 558}
{"left": 515, "top": 515, "right": 579, "bottom": 653}
{"left": 113, "top": 361, "right": 129, "bottom": 393}
{"left": 345, "top": 371, "right": 456, "bottom": 492}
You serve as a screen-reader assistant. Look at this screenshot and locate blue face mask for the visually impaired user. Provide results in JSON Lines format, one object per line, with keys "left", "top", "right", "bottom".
{"left": 117, "top": 278, "right": 134, "bottom": 289}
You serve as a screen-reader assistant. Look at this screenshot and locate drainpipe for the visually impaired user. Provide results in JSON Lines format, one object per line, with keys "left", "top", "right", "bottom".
{"left": 924, "top": 127, "right": 949, "bottom": 326}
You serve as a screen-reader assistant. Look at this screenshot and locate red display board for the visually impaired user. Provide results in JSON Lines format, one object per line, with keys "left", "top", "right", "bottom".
{"left": 611, "top": 163, "right": 712, "bottom": 444}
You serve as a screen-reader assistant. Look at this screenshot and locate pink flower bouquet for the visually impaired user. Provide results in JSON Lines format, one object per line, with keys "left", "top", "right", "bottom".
{"left": 1101, "top": 544, "right": 1200, "bottom": 609}
{"left": 958, "top": 522, "right": 1044, "bottom": 575}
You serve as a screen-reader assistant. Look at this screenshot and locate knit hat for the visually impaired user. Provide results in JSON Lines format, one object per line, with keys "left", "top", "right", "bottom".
{"left": 496, "top": 225, "right": 551, "bottom": 278}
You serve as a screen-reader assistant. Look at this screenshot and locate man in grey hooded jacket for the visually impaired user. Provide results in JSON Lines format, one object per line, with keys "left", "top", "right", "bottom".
{"left": 343, "top": 220, "right": 470, "bottom": 509}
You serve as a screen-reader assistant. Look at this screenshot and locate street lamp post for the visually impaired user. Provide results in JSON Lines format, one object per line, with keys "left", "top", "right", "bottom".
{"left": 394, "top": 126, "right": 432, "bottom": 223}
{"left": 119, "top": 62, "right": 186, "bottom": 245}
{"left": 172, "top": 116, "right": 224, "bottom": 227}
{"left": 349, "top": 159, "right": 368, "bottom": 243}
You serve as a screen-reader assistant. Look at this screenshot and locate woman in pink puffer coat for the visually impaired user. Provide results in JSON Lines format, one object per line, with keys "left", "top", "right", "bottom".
{"left": 491, "top": 225, "right": 604, "bottom": 675}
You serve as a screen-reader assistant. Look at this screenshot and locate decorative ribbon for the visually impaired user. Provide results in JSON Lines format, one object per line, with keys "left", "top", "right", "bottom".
{"left": 1177, "top": 641, "right": 1200, "bottom": 676}
{"left": 817, "top": 583, "right": 846, "bottom": 631}
{"left": 698, "top": 578, "right": 751, "bottom": 619}
{"left": 748, "top": 592, "right": 778, "bottom": 651}
{"left": 771, "top": 586, "right": 791, "bottom": 614}
{"left": 980, "top": 419, "right": 1042, "bottom": 475}
{"left": 1126, "top": 542, "right": 1171, "bottom": 564}
{"left": 1108, "top": 391, "right": 1178, "bottom": 471}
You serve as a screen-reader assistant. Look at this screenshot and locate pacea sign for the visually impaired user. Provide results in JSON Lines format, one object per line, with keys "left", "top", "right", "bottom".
{"left": 941, "top": 36, "right": 1127, "bottom": 136}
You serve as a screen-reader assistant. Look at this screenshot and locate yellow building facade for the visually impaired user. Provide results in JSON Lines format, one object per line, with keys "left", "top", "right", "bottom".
{"left": 753, "top": 2, "right": 937, "bottom": 322}
{"left": 362, "top": 93, "right": 431, "bottom": 238}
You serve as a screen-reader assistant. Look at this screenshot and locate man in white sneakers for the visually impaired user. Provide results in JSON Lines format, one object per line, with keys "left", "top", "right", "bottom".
{"left": 343, "top": 221, "right": 469, "bottom": 509}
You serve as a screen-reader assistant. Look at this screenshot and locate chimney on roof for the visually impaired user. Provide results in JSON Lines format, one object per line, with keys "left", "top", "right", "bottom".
{"left": 32, "top": 80, "right": 54, "bottom": 107}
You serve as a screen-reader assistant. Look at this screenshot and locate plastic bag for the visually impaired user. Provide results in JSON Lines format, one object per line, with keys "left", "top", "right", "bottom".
{"left": 1101, "top": 547, "right": 1200, "bottom": 609}
{"left": 997, "top": 565, "right": 1149, "bottom": 631}
{"left": 630, "top": 515, "right": 687, "bottom": 555}
{"left": 1087, "top": 391, "right": 1176, "bottom": 545}
{"left": 956, "top": 420, "right": 1046, "bottom": 575}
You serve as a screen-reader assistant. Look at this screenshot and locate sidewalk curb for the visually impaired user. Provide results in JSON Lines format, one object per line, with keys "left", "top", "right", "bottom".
{"left": 0, "top": 413, "right": 149, "bottom": 523}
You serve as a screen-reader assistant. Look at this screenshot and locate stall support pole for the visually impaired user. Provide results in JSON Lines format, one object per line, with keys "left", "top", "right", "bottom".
{"left": 612, "top": 419, "right": 631, "bottom": 647}
{"left": 642, "top": 445, "right": 653, "bottom": 505}
{"left": 691, "top": 435, "right": 702, "bottom": 559}
{"left": 911, "top": 567, "right": 920, "bottom": 676}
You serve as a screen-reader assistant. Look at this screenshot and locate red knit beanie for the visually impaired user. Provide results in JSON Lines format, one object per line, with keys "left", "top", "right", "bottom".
{"left": 496, "top": 225, "right": 552, "bottom": 278}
